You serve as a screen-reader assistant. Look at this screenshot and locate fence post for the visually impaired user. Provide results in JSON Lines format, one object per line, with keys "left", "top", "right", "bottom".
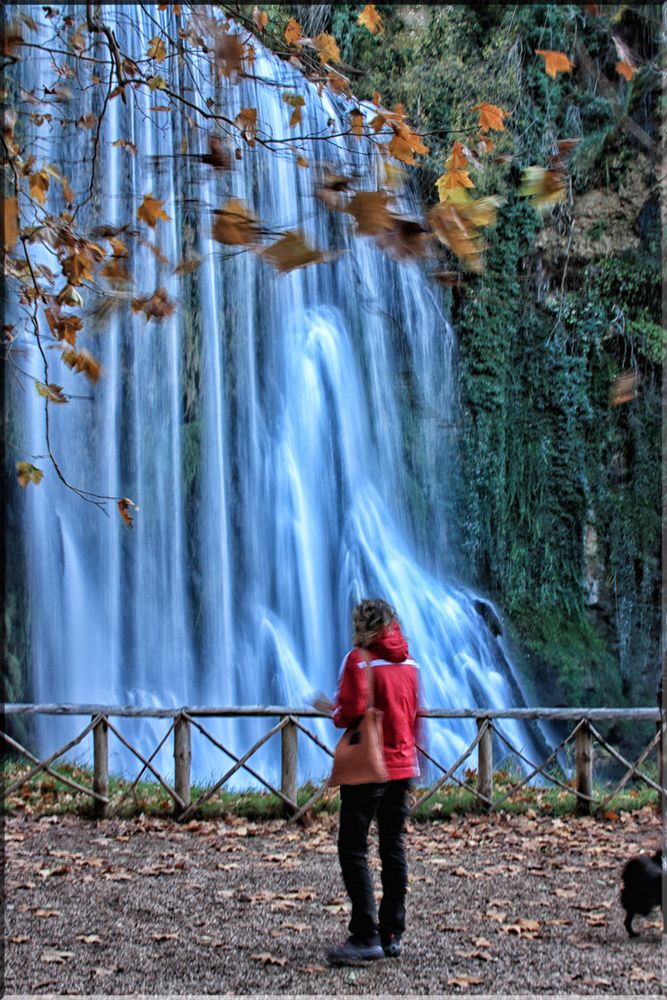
{"left": 477, "top": 718, "right": 493, "bottom": 808}
{"left": 93, "top": 715, "right": 109, "bottom": 819}
{"left": 281, "top": 716, "right": 298, "bottom": 814}
{"left": 575, "top": 719, "right": 593, "bottom": 816}
{"left": 174, "top": 714, "right": 191, "bottom": 815}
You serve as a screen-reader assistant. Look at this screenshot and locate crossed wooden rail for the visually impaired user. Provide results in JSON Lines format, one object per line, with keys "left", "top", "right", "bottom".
{"left": 1, "top": 704, "right": 664, "bottom": 823}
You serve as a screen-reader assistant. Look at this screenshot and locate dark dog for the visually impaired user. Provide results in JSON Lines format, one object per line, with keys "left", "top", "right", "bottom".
{"left": 620, "top": 850, "right": 663, "bottom": 936}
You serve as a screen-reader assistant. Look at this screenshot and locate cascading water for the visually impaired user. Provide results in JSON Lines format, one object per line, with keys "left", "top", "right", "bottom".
{"left": 11, "top": 5, "right": 544, "bottom": 786}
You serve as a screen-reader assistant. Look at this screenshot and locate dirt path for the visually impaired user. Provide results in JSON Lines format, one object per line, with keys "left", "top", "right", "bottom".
{"left": 4, "top": 807, "right": 664, "bottom": 996}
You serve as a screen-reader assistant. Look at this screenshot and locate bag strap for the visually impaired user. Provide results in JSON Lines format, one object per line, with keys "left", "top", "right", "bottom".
{"left": 358, "top": 647, "right": 374, "bottom": 710}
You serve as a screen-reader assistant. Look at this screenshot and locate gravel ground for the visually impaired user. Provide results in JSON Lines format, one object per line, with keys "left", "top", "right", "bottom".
{"left": 3, "top": 807, "right": 665, "bottom": 996}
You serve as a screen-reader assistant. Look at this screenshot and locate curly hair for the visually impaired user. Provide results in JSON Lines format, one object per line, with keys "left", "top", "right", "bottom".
{"left": 352, "top": 598, "right": 398, "bottom": 648}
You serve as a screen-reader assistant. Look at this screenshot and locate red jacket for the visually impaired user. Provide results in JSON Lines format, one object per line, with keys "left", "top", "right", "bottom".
{"left": 333, "top": 622, "right": 421, "bottom": 780}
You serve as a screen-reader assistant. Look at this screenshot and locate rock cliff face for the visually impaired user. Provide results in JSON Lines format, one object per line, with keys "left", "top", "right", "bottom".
{"left": 535, "top": 156, "right": 651, "bottom": 264}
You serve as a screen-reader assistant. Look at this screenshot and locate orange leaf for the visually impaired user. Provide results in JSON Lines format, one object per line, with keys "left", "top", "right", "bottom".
{"left": 62, "top": 248, "right": 95, "bottom": 286}
{"left": 535, "top": 49, "right": 575, "bottom": 78}
{"left": 253, "top": 7, "right": 268, "bottom": 31}
{"left": 29, "top": 169, "right": 50, "bottom": 205}
{"left": 61, "top": 348, "right": 102, "bottom": 383}
{"left": 435, "top": 169, "right": 475, "bottom": 199}
{"left": 117, "top": 497, "right": 136, "bottom": 528}
{"left": 137, "top": 194, "right": 171, "bottom": 228}
{"left": 518, "top": 166, "right": 566, "bottom": 207}
{"left": 446, "top": 141, "right": 469, "bottom": 170}
{"left": 4, "top": 195, "right": 19, "bottom": 249}
{"left": 282, "top": 93, "right": 305, "bottom": 128}
{"left": 259, "top": 230, "right": 332, "bottom": 272}
{"left": 350, "top": 109, "right": 364, "bottom": 137}
{"left": 313, "top": 33, "right": 341, "bottom": 65}
{"left": 211, "top": 199, "right": 261, "bottom": 246}
{"left": 469, "top": 102, "right": 508, "bottom": 133}
{"left": 358, "top": 5, "right": 384, "bottom": 35}
{"left": 284, "top": 18, "right": 301, "bottom": 46}
{"left": 615, "top": 60, "right": 636, "bottom": 81}
{"left": 346, "top": 191, "right": 395, "bottom": 235}
{"left": 112, "top": 138, "right": 138, "bottom": 155}
{"left": 131, "top": 287, "right": 176, "bottom": 321}
{"left": 35, "top": 381, "right": 68, "bottom": 404}
{"left": 236, "top": 107, "right": 257, "bottom": 144}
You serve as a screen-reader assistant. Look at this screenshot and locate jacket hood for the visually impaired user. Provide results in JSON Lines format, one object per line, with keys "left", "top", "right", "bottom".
{"left": 367, "top": 621, "right": 409, "bottom": 662}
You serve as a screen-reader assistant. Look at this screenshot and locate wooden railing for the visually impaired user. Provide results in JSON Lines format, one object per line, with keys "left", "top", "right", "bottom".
{"left": 1, "top": 704, "right": 664, "bottom": 823}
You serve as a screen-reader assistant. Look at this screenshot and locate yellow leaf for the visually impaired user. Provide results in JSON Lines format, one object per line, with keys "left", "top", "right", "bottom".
{"left": 535, "top": 49, "right": 575, "bottom": 78}
{"left": 211, "top": 199, "right": 261, "bottom": 246}
{"left": 358, "top": 4, "right": 384, "bottom": 34}
{"left": 29, "top": 170, "right": 50, "bottom": 205}
{"left": 284, "top": 18, "right": 302, "bottom": 46}
{"left": 147, "top": 36, "right": 167, "bottom": 63}
{"left": 469, "top": 102, "right": 508, "bottom": 132}
{"left": 615, "top": 60, "right": 635, "bottom": 81}
{"left": 146, "top": 75, "right": 167, "bottom": 91}
{"left": 259, "top": 230, "right": 332, "bottom": 272}
{"left": 35, "top": 381, "right": 68, "bottom": 403}
{"left": 518, "top": 166, "right": 566, "bottom": 207}
{"left": 458, "top": 195, "right": 504, "bottom": 227}
{"left": 16, "top": 461, "right": 43, "bottom": 487}
{"left": 313, "top": 33, "right": 341, "bottom": 65}
{"left": 350, "top": 109, "right": 364, "bottom": 137}
{"left": 137, "top": 193, "right": 171, "bottom": 228}
{"left": 282, "top": 93, "right": 305, "bottom": 128}
{"left": 435, "top": 169, "right": 475, "bottom": 199}
{"left": 4, "top": 196, "right": 18, "bottom": 249}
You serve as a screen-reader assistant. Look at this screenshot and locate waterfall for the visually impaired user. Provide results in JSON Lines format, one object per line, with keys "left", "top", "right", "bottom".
{"left": 10, "top": 5, "right": 543, "bottom": 786}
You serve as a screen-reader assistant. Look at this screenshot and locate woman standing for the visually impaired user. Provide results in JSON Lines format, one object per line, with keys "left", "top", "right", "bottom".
{"left": 325, "top": 598, "right": 421, "bottom": 966}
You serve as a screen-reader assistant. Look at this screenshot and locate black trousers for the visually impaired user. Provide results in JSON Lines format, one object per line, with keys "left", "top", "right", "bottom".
{"left": 337, "top": 779, "right": 410, "bottom": 944}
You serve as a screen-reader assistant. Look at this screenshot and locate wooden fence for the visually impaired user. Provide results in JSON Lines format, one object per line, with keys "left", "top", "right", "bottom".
{"left": 1, "top": 704, "right": 664, "bottom": 824}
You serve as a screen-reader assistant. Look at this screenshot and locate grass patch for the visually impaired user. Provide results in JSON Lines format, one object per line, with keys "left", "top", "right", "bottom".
{"left": 1, "top": 757, "right": 659, "bottom": 821}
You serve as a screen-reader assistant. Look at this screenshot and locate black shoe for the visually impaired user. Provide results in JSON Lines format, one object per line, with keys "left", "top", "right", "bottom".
{"left": 327, "top": 937, "right": 384, "bottom": 966}
{"left": 382, "top": 933, "right": 402, "bottom": 958}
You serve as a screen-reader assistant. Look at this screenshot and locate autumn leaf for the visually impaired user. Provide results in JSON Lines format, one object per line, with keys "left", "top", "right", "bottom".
{"left": 282, "top": 93, "right": 305, "bottom": 128}
{"left": 284, "top": 18, "right": 302, "bottom": 46}
{"left": 16, "top": 462, "right": 43, "bottom": 487}
{"left": 535, "top": 49, "right": 575, "bottom": 78}
{"left": 615, "top": 60, "right": 636, "bottom": 81}
{"left": 447, "top": 975, "right": 484, "bottom": 988}
{"left": 428, "top": 203, "right": 486, "bottom": 271}
{"left": 112, "top": 138, "right": 138, "bottom": 155}
{"left": 77, "top": 113, "right": 97, "bottom": 130}
{"left": 374, "top": 217, "right": 432, "bottom": 261}
{"left": 458, "top": 195, "right": 504, "bottom": 227}
{"left": 435, "top": 169, "right": 475, "bottom": 200}
{"left": 29, "top": 170, "right": 50, "bottom": 205}
{"left": 211, "top": 199, "right": 261, "bottom": 246}
{"left": 173, "top": 255, "right": 203, "bottom": 276}
{"left": 251, "top": 953, "right": 288, "bottom": 967}
{"left": 327, "top": 71, "right": 349, "bottom": 95}
{"left": 131, "top": 287, "right": 176, "bottom": 321}
{"left": 315, "top": 171, "right": 352, "bottom": 211}
{"left": 44, "top": 307, "right": 83, "bottom": 345}
{"left": 40, "top": 949, "right": 75, "bottom": 964}
{"left": 346, "top": 191, "right": 395, "bottom": 235}
{"left": 117, "top": 498, "right": 137, "bottom": 527}
{"left": 260, "top": 230, "right": 332, "bottom": 272}
{"left": 358, "top": 5, "right": 384, "bottom": 35}
{"left": 296, "top": 156, "right": 309, "bottom": 168}
{"left": 100, "top": 257, "right": 131, "bottom": 287}
{"left": 4, "top": 195, "right": 19, "bottom": 249}
{"left": 147, "top": 35, "right": 167, "bottom": 62}
{"left": 446, "top": 141, "right": 469, "bottom": 170}
{"left": 518, "top": 166, "right": 566, "bottom": 207}
{"left": 199, "top": 135, "right": 232, "bottom": 171}
{"left": 350, "top": 109, "right": 364, "bottom": 136}
{"left": 313, "top": 33, "right": 341, "bottom": 65}
{"left": 253, "top": 7, "right": 268, "bottom": 31}
{"left": 35, "top": 382, "right": 68, "bottom": 404}
{"left": 236, "top": 107, "right": 257, "bottom": 144}
{"left": 387, "top": 134, "right": 419, "bottom": 165}
{"left": 137, "top": 194, "right": 171, "bottom": 228}
{"left": 469, "top": 102, "right": 508, "bottom": 133}
{"left": 62, "top": 248, "right": 96, "bottom": 286}
{"left": 215, "top": 31, "right": 246, "bottom": 78}
{"left": 62, "top": 348, "right": 102, "bottom": 383}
